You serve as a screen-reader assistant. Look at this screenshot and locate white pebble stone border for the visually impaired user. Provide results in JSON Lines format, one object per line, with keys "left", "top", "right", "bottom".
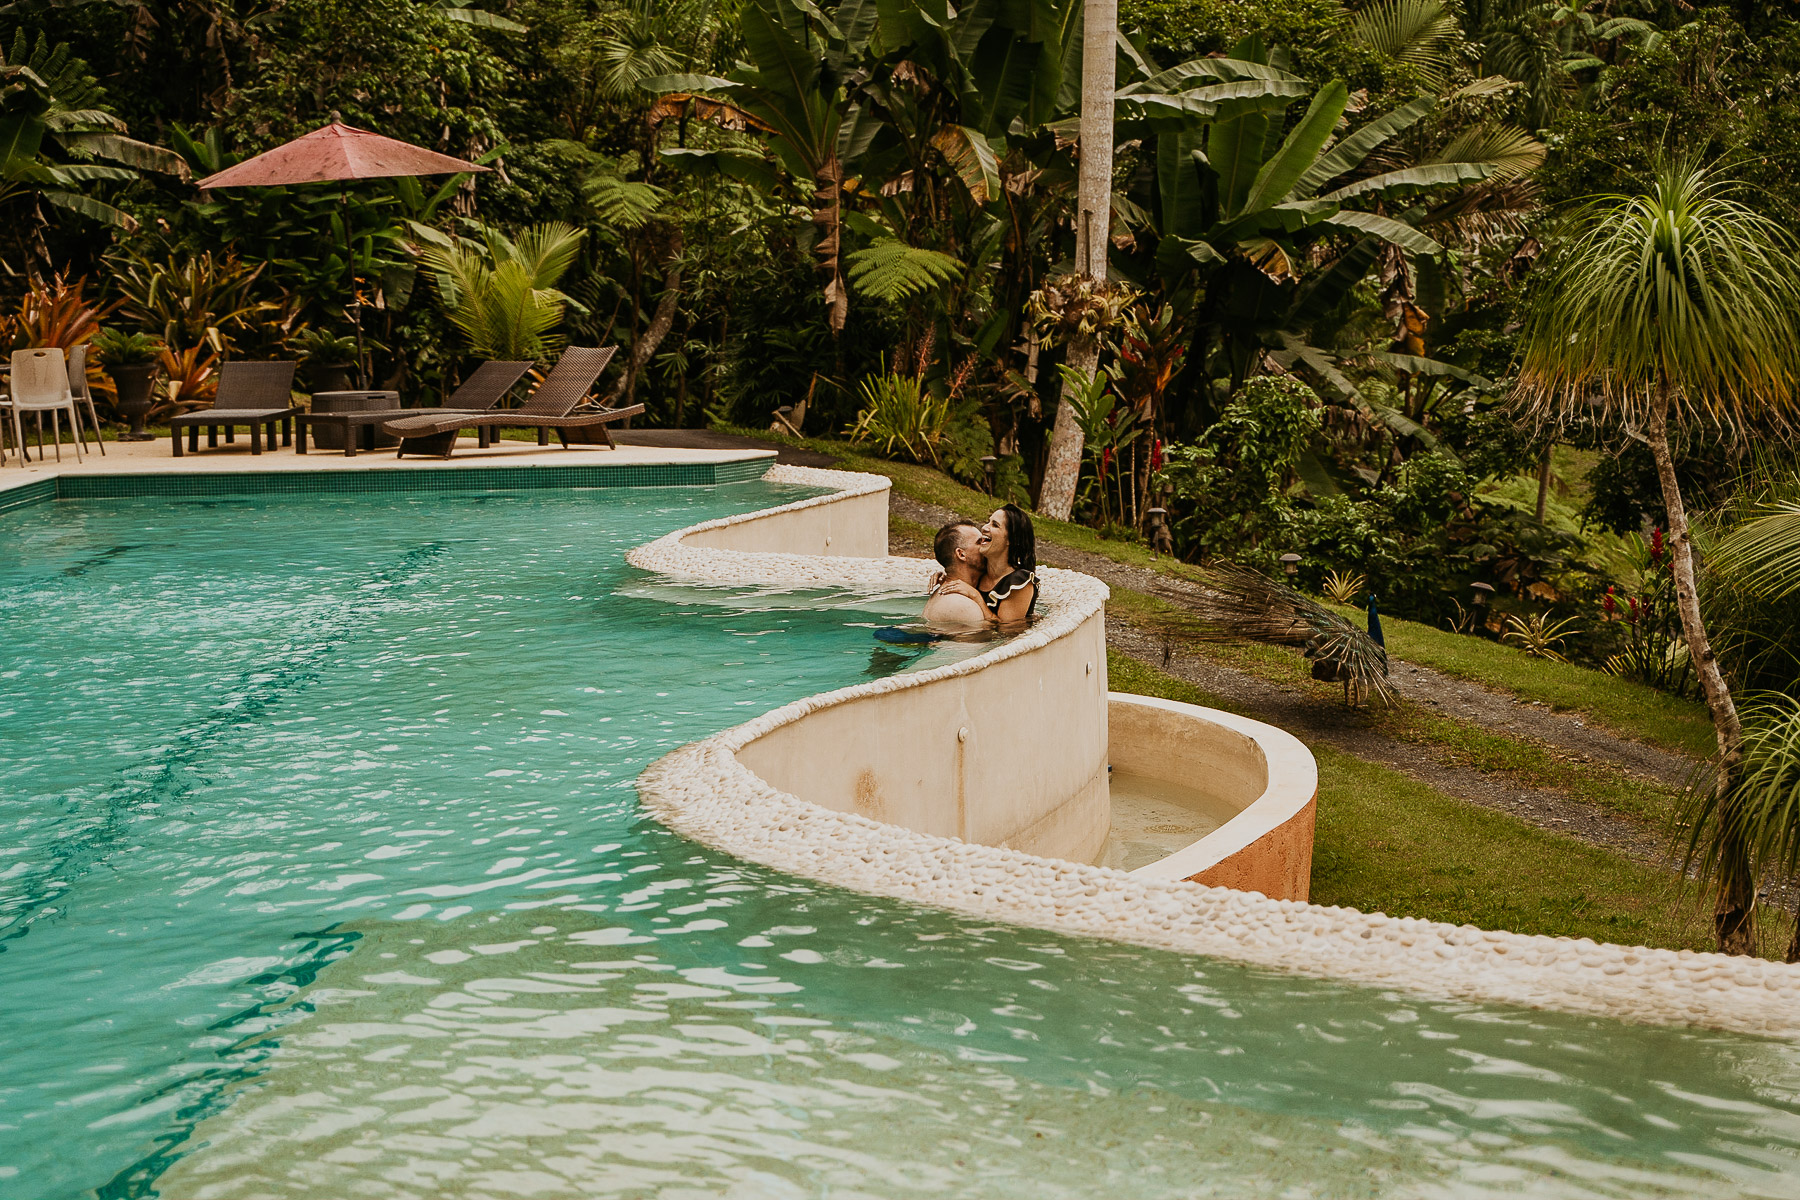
{"left": 632, "top": 464, "right": 1800, "bottom": 1038}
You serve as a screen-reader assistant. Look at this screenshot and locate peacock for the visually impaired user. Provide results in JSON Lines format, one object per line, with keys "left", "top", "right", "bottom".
{"left": 1191, "top": 563, "right": 1395, "bottom": 706}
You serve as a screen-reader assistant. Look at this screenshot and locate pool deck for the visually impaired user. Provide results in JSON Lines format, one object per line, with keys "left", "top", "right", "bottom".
{"left": 0, "top": 434, "right": 775, "bottom": 493}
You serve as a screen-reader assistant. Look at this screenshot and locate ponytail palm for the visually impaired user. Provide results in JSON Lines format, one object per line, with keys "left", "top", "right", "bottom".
{"left": 1513, "top": 163, "right": 1800, "bottom": 955}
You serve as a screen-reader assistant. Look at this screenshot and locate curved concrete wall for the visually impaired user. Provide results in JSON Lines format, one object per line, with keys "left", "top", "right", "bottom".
{"left": 739, "top": 611, "right": 1110, "bottom": 863}
{"left": 632, "top": 464, "right": 1800, "bottom": 1038}
{"left": 1110, "top": 694, "right": 1317, "bottom": 901}
{"left": 629, "top": 464, "right": 1114, "bottom": 868}
{"left": 682, "top": 482, "right": 888, "bottom": 558}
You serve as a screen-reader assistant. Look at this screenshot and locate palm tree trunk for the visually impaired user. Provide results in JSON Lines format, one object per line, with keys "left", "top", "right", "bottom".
{"left": 1038, "top": 0, "right": 1116, "bottom": 521}
{"left": 1535, "top": 443, "right": 1552, "bottom": 522}
{"left": 1647, "top": 382, "right": 1755, "bottom": 954}
{"left": 604, "top": 232, "right": 686, "bottom": 413}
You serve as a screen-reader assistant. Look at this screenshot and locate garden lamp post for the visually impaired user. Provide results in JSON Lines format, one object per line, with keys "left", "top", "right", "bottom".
{"left": 1470, "top": 581, "right": 1495, "bottom": 632}
{"left": 980, "top": 455, "right": 997, "bottom": 494}
{"left": 1147, "top": 507, "right": 1173, "bottom": 558}
{"left": 1280, "top": 553, "right": 1302, "bottom": 577}
{"left": 194, "top": 120, "right": 488, "bottom": 388}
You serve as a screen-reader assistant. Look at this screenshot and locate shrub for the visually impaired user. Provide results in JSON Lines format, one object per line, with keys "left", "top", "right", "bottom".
{"left": 90, "top": 329, "right": 162, "bottom": 367}
{"left": 1156, "top": 375, "right": 1322, "bottom": 568}
{"left": 846, "top": 371, "right": 950, "bottom": 465}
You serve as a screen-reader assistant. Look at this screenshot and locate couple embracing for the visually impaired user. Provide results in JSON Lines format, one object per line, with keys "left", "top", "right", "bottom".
{"left": 922, "top": 504, "right": 1038, "bottom": 632}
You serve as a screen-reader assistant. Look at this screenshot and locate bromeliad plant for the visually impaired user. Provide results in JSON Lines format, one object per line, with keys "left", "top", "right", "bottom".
{"left": 1322, "top": 570, "right": 1367, "bottom": 606}
{"left": 108, "top": 251, "right": 280, "bottom": 357}
{"left": 1502, "top": 611, "right": 1581, "bottom": 663}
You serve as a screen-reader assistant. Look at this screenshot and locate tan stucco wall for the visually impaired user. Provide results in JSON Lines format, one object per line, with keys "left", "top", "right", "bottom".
{"left": 682, "top": 485, "right": 889, "bottom": 557}
{"left": 736, "top": 608, "right": 1112, "bottom": 863}
{"left": 1110, "top": 694, "right": 1318, "bottom": 901}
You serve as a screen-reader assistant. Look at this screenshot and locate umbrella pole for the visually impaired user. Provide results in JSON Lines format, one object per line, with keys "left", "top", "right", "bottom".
{"left": 342, "top": 190, "right": 368, "bottom": 390}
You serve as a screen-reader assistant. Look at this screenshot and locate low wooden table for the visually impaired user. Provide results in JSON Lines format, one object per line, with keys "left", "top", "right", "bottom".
{"left": 298, "top": 391, "right": 401, "bottom": 456}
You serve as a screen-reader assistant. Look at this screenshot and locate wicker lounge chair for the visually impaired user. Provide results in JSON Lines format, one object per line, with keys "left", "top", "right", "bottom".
{"left": 296, "top": 359, "right": 534, "bottom": 456}
{"left": 383, "top": 346, "right": 640, "bottom": 458}
{"left": 169, "top": 361, "right": 301, "bottom": 456}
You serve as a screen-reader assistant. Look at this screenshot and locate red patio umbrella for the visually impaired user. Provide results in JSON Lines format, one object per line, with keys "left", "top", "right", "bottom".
{"left": 196, "top": 121, "right": 490, "bottom": 386}
{"left": 195, "top": 121, "right": 490, "bottom": 190}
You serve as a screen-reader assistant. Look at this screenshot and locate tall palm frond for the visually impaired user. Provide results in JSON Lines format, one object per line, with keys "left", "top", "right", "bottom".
{"left": 1193, "top": 563, "right": 1394, "bottom": 704}
{"left": 1712, "top": 501, "right": 1800, "bottom": 600}
{"left": 594, "top": 0, "right": 710, "bottom": 102}
{"left": 1429, "top": 123, "right": 1546, "bottom": 182}
{"left": 497, "top": 221, "right": 587, "bottom": 289}
{"left": 418, "top": 223, "right": 585, "bottom": 361}
{"left": 1415, "top": 124, "right": 1545, "bottom": 249}
{"left": 1679, "top": 692, "right": 1800, "bottom": 962}
{"left": 1350, "top": 0, "right": 1460, "bottom": 90}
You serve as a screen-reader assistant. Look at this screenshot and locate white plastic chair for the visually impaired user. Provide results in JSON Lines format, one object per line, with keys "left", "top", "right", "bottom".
{"left": 66, "top": 343, "right": 105, "bottom": 456}
{"left": 7, "top": 348, "right": 84, "bottom": 463}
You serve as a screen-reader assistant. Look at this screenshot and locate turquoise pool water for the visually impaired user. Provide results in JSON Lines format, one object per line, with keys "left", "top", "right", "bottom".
{"left": 3, "top": 484, "right": 1798, "bottom": 1199}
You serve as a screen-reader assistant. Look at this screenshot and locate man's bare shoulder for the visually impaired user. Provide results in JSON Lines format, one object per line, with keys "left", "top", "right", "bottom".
{"left": 922, "top": 590, "right": 988, "bottom": 629}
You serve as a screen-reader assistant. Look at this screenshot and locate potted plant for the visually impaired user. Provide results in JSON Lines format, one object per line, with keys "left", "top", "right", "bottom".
{"left": 292, "top": 328, "right": 360, "bottom": 394}
{"left": 91, "top": 329, "right": 164, "bottom": 441}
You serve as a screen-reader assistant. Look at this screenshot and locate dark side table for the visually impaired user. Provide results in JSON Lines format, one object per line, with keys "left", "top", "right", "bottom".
{"left": 299, "top": 390, "right": 402, "bottom": 456}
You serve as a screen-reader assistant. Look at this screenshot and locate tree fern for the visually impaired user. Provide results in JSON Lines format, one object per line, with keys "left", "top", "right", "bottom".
{"left": 583, "top": 175, "right": 670, "bottom": 230}
{"left": 845, "top": 238, "right": 962, "bottom": 303}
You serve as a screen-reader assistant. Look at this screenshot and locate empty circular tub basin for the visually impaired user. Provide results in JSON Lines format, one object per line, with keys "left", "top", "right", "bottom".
{"left": 1103, "top": 693, "right": 1318, "bottom": 901}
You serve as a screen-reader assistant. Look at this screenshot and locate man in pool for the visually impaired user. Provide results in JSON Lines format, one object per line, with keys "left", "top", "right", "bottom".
{"left": 922, "top": 520, "right": 990, "bottom": 630}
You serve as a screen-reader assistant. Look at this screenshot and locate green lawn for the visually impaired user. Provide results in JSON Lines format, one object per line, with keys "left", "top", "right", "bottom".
{"left": 1361, "top": 608, "right": 1715, "bottom": 760}
{"left": 1107, "top": 651, "right": 1794, "bottom": 956}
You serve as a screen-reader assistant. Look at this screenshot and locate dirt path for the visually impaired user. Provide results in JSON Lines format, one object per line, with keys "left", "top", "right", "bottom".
{"left": 888, "top": 492, "right": 1685, "bottom": 866}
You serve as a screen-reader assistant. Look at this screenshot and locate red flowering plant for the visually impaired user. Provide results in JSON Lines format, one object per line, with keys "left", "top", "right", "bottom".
{"left": 1602, "top": 527, "right": 1693, "bottom": 694}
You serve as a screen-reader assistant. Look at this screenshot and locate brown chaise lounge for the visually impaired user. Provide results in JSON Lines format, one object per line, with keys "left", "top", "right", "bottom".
{"left": 382, "top": 346, "right": 640, "bottom": 458}
{"left": 169, "top": 361, "right": 300, "bottom": 456}
{"left": 296, "top": 359, "right": 534, "bottom": 456}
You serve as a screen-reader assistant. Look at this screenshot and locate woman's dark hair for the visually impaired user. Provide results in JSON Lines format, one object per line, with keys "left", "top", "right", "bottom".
{"left": 1000, "top": 504, "right": 1035, "bottom": 571}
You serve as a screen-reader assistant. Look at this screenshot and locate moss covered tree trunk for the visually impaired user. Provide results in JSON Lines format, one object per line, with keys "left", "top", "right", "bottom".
{"left": 1039, "top": 0, "right": 1115, "bottom": 521}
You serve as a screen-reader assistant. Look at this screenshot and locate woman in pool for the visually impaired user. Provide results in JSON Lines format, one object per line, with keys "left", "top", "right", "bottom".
{"left": 937, "top": 504, "right": 1037, "bottom": 629}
